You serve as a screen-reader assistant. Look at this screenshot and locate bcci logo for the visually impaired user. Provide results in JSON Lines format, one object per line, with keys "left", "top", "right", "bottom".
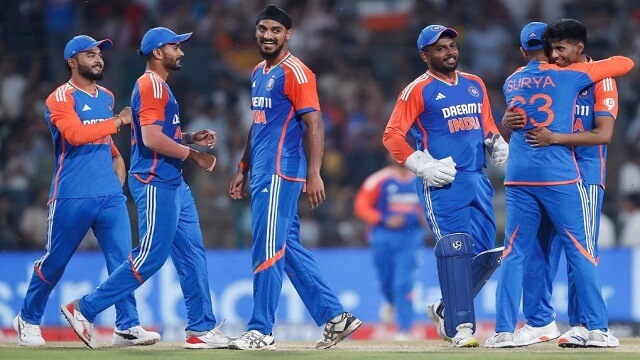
{"left": 266, "top": 77, "right": 275, "bottom": 91}
{"left": 432, "top": 25, "right": 444, "bottom": 31}
{"left": 468, "top": 86, "right": 479, "bottom": 97}
{"left": 497, "top": 256, "right": 502, "bottom": 265}
{"left": 580, "top": 89, "right": 589, "bottom": 97}
{"left": 453, "top": 241, "right": 462, "bottom": 250}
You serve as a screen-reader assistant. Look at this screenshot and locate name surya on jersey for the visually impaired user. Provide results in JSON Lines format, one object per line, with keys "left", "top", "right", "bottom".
{"left": 505, "top": 75, "right": 556, "bottom": 92}
{"left": 441, "top": 103, "right": 482, "bottom": 133}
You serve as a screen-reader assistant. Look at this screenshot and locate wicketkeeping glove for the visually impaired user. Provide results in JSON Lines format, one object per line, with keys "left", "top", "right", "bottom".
{"left": 404, "top": 151, "right": 457, "bottom": 187}
{"left": 484, "top": 134, "right": 509, "bottom": 166}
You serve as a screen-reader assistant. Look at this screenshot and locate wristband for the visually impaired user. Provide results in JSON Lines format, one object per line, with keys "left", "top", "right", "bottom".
{"left": 114, "top": 115, "right": 122, "bottom": 132}
{"left": 238, "top": 161, "right": 249, "bottom": 171}
{"left": 185, "top": 132, "right": 193, "bottom": 144}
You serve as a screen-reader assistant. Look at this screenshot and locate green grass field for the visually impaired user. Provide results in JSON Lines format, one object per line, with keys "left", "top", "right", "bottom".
{"left": 2, "top": 339, "right": 640, "bottom": 360}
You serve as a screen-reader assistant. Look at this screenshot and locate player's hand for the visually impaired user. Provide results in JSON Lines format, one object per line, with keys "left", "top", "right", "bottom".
{"left": 187, "top": 148, "right": 216, "bottom": 172}
{"left": 484, "top": 134, "right": 509, "bottom": 166}
{"left": 405, "top": 151, "right": 456, "bottom": 187}
{"left": 502, "top": 104, "right": 526, "bottom": 130}
{"left": 116, "top": 106, "right": 132, "bottom": 125}
{"left": 305, "top": 173, "right": 326, "bottom": 209}
{"left": 418, "top": 157, "right": 457, "bottom": 187}
{"left": 192, "top": 129, "right": 217, "bottom": 149}
{"left": 525, "top": 127, "right": 555, "bottom": 147}
{"left": 229, "top": 171, "right": 247, "bottom": 199}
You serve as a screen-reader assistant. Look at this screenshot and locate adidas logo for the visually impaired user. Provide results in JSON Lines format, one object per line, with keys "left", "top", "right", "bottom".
{"left": 435, "top": 93, "right": 446, "bottom": 100}
{"left": 82, "top": 104, "right": 92, "bottom": 111}
{"left": 261, "top": 188, "right": 268, "bottom": 193}
{"left": 252, "top": 81, "right": 256, "bottom": 88}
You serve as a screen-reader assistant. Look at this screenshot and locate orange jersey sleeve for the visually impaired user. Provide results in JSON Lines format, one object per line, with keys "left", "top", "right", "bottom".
{"left": 138, "top": 74, "right": 168, "bottom": 126}
{"left": 46, "top": 90, "right": 118, "bottom": 146}
{"left": 568, "top": 56, "right": 634, "bottom": 84}
{"left": 476, "top": 76, "right": 500, "bottom": 137}
{"left": 354, "top": 178, "right": 383, "bottom": 226}
{"left": 382, "top": 78, "right": 427, "bottom": 164}
{"left": 593, "top": 77, "right": 618, "bottom": 119}
{"left": 283, "top": 56, "right": 321, "bottom": 112}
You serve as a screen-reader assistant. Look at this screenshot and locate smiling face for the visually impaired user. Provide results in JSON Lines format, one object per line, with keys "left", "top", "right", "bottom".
{"left": 549, "top": 39, "right": 584, "bottom": 67}
{"left": 255, "top": 19, "right": 290, "bottom": 60}
{"left": 72, "top": 47, "right": 105, "bottom": 80}
{"left": 420, "top": 37, "right": 459, "bottom": 74}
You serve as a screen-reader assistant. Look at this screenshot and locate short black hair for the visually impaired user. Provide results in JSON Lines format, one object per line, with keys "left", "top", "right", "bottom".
{"left": 543, "top": 18, "right": 588, "bottom": 46}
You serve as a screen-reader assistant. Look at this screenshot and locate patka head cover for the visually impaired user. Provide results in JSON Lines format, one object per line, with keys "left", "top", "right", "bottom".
{"left": 256, "top": 4, "right": 292, "bottom": 29}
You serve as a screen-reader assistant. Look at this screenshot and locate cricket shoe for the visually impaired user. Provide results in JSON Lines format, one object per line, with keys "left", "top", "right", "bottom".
{"left": 13, "top": 313, "right": 45, "bottom": 347}
{"left": 427, "top": 302, "right": 451, "bottom": 343}
{"left": 316, "top": 312, "right": 363, "bottom": 349}
{"left": 485, "top": 332, "right": 515, "bottom": 348}
{"left": 557, "top": 325, "right": 589, "bottom": 348}
{"left": 452, "top": 323, "right": 479, "bottom": 347}
{"left": 184, "top": 327, "right": 232, "bottom": 349}
{"left": 586, "top": 329, "right": 619, "bottom": 348}
{"left": 61, "top": 299, "right": 95, "bottom": 349}
{"left": 229, "top": 330, "right": 275, "bottom": 350}
{"left": 513, "top": 321, "right": 561, "bottom": 346}
{"left": 112, "top": 325, "right": 161, "bottom": 347}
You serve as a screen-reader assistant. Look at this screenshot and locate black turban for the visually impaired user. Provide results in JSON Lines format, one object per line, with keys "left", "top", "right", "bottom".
{"left": 256, "top": 4, "right": 292, "bottom": 29}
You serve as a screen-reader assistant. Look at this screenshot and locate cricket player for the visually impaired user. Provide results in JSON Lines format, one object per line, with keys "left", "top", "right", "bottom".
{"left": 354, "top": 160, "right": 426, "bottom": 339}
{"left": 486, "top": 21, "right": 633, "bottom": 348}
{"left": 14, "top": 35, "right": 159, "bottom": 347}
{"left": 383, "top": 24, "right": 507, "bottom": 348}
{"left": 61, "top": 27, "right": 231, "bottom": 350}
{"left": 228, "top": 4, "right": 361, "bottom": 351}
{"left": 503, "top": 19, "right": 620, "bottom": 348}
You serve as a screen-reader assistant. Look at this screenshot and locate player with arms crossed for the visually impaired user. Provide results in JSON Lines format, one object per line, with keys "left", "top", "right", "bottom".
{"left": 61, "top": 27, "right": 231, "bottom": 350}
{"left": 354, "top": 159, "right": 427, "bottom": 340}
{"left": 486, "top": 21, "right": 633, "bottom": 348}
{"left": 503, "top": 19, "right": 621, "bottom": 348}
{"left": 383, "top": 25, "right": 507, "bottom": 348}
{"left": 14, "top": 35, "right": 159, "bottom": 348}
{"left": 228, "top": 5, "right": 361, "bottom": 351}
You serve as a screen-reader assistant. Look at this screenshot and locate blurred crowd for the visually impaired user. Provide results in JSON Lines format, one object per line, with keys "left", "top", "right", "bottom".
{"left": 1, "top": 0, "right": 640, "bottom": 250}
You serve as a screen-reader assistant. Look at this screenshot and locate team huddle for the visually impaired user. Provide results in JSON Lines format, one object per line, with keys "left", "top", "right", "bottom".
{"left": 10, "top": 3, "right": 632, "bottom": 351}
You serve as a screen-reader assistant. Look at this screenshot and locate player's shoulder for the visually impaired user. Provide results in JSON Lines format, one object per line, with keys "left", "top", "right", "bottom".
{"left": 96, "top": 84, "right": 115, "bottom": 99}
{"left": 46, "top": 82, "right": 75, "bottom": 104}
{"left": 398, "top": 73, "right": 433, "bottom": 101}
{"left": 136, "top": 72, "right": 165, "bottom": 98}
{"left": 458, "top": 71, "right": 483, "bottom": 83}
{"left": 281, "top": 54, "right": 314, "bottom": 84}
{"left": 253, "top": 60, "right": 266, "bottom": 73}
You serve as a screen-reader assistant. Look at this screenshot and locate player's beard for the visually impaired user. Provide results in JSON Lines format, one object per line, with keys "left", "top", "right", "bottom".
{"left": 431, "top": 57, "right": 458, "bottom": 73}
{"left": 78, "top": 63, "right": 104, "bottom": 81}
{"left": 258, "top": 41, "right": 284, "bottom": 60}
{"left": 164, "top": 56, "right": 182, "bottom": 71}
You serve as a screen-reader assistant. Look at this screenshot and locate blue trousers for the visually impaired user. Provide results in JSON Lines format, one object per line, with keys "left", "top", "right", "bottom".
{"left": 416, "top": 171, "right": 496, "bottom": 255}
{"left": 247, "top": 174, "right": 344, "bottom": 334}
{"left": 496, "top": 183, "right": 607, "bottom": 332}
{"left": 20, "top": 194, "right": 140, "bottom": 330}
{"left": 371, "top": 227, "right": 424, "bottom": 331}
{"left": 522, "top": 183, "right": 603, "bottom": 327}
{"left": 79, "top": 178, "right": 216, "bottom": 332}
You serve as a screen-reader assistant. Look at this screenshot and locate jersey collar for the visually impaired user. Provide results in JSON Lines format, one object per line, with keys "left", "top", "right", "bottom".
{"left": 426, "top": 70, "right": 458, "bottom": 86}
{"left": 263, "top": 51, "right": 291, "bottom": 74}
{"left": 68, "top": 80, "right": 98, "bottom": 97}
